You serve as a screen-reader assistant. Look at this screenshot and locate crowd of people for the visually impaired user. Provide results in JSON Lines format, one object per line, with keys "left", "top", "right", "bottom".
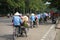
{"left": 12, "top": 11, "right": 56, "bottom": 37}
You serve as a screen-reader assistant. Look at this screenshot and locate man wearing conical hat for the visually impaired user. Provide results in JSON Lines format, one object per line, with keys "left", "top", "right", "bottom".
{"left": 12, "top": 12, "right": 22, "bottom": 36}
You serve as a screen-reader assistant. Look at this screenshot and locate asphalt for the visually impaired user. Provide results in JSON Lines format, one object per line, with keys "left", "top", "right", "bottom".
{"left": 0, "top": 17, "right": 53, "bottom": 40}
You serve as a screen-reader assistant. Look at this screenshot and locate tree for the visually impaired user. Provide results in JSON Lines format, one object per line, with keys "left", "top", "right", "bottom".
{"left": 7, "top": 0, "right": 25, "bottom": 13}
{"left": 0, "top": 0, "right": 49, "bottom": 15}
{"left": 29, "top": 0, "right": 48, "bottom": 13}
{"left": 43, "top": 0, "right": 60, "bottom": 10}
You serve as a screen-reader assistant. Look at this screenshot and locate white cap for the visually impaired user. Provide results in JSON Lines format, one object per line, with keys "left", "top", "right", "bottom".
{"left": 14, "top": 12, "right": 20, "bottom": 15}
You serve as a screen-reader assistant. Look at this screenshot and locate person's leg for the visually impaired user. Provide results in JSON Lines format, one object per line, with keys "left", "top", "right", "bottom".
{"left": 15, "top": 25, "right": 20, "bottom": 36}
{"left": 16, "top": 27, "right": 19, "bottom": 36}
{"left": 31, "top": 21, "right": 33, "bottom": 28}
{"left": 39, "top": 19, "right": 40, "bottom": 24}
{"left": 18, "top": 26, "right": 21, "bottom": 34}
{"left": 33, "top": 21, "right": 35, "bottom": 27}
{"left": 20, "top": 26, "right": 24, "bottom": 36}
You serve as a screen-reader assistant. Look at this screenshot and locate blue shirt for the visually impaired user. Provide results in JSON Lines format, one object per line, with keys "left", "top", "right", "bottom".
{"left": 37, "top": 14, "right": 41, "bottom": 19}
{"left": 13, "top": 16, "right": 22, "bottom": 25}
{"left": 42, "top": 14, "right": 46, "bottom": 18}
{"left": 30, "top": 15, "right": 35, "bottom": 21}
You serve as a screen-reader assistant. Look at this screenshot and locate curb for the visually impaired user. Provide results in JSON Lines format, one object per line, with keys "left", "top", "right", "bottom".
{"left": 41, "top": 24, "right": 56, "bottom": 40}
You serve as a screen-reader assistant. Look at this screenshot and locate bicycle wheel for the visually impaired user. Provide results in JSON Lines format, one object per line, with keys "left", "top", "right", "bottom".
{"left": 13, "top": 33, "right": 16, "bottom": 40}
{"left": 13, "top": 30, "right": 17, "bottom": 40}
{"left": 13, "top": 27, "right": 18, "bottom": 40}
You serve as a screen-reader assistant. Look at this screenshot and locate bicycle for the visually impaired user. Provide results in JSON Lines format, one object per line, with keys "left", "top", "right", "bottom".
{"left": 13, "top": 26, "right": 20, "bottom": 40}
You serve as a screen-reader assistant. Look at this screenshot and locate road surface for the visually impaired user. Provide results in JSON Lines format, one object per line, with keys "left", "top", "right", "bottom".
{"left": 0, "top": 17, "right": 52, "bottom": 40}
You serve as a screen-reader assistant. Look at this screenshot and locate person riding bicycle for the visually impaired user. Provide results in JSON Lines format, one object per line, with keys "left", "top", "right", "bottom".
{"left": 44, "top": 12, "right": 49, "bottom": 21}
{"left": 12, "top": 12, "right": 22, "bottom": 36}
{"left": 21, "top": 15, "right": 29, "bottom": 28}
{"left": 30, "top": 13, "right": 36, "bottom": 28}
{"left": 20, "top": 15, "right": 29, "bottom": 37}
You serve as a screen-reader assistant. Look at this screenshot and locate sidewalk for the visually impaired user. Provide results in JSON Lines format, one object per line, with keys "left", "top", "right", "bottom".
{"left": 55, "top": 21, "right": 60, "bottom": 40}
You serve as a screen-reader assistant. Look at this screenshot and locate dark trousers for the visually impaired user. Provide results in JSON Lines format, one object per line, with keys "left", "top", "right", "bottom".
{"left": 14, "top": 25, "right": 21, "bottom": 34}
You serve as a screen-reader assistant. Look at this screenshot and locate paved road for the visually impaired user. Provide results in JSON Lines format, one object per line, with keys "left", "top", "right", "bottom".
{"left": 0, "top": 17, "right": 52, "bottom": 40}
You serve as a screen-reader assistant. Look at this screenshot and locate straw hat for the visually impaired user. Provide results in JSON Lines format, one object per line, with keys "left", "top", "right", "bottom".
{"left": 14, "top": 12, "right": 20, "bottom": 15}
{"left": 23, "top": 16, "right": 28, "bottom": 22}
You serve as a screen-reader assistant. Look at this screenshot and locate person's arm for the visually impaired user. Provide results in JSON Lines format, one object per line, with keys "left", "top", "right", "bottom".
{"left": 19, "top": 18, "right": 23, "bottom": 24}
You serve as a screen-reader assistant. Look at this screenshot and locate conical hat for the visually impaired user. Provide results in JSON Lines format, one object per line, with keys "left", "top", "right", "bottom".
{"left": 14, "top": 12, "right": 20, "bottom": 15}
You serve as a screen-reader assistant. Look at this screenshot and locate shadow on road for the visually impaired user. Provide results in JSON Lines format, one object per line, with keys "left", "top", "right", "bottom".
{"left": 0, "top": 34, "right": 13, "bottom": 40}
{"left": 39, "top": 22, "right": 52, "bottom": 25}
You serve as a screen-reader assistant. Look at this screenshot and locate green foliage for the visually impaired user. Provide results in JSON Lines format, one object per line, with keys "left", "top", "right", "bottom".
{"left": 6, "top": 0, "right": 25, "bottom": 13}
{"left": 43, "top": 0, "right": 60, "bottom": 10}
{"left": 29, "top": 0, "right": 48, "bottom": 12}
{"left": 29, "top": 0, "right": 40, "bottom": 11}
{"left": 0, "top": 0, "right": 49, "bottom": 14}
{"left": 51, "top": 8, "right": 58, "bottom": 13}
{"left": 7, "top": 0, "right": 25, "bottom": 8}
